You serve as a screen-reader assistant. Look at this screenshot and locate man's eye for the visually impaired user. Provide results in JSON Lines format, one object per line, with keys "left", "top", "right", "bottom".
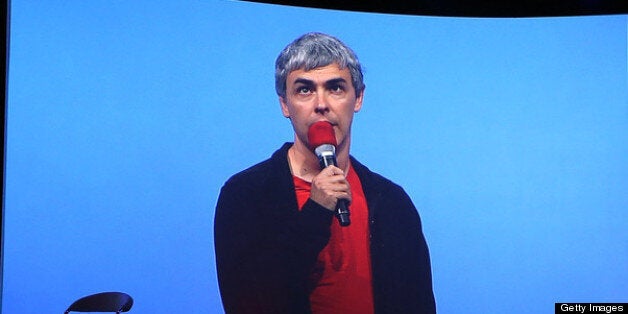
{"left": 330, "top": 85, "right": 344, "bottom": 93}
{"left": 297, "top": 87, "right": 312, "bottom": 94}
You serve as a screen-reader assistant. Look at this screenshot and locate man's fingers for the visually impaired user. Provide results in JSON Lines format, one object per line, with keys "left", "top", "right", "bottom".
{"left": 310, "top": 166, "right": 351, "bottom": 210}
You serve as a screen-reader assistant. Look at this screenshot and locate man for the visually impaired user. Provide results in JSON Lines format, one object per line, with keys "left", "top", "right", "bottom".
{"left": 215, "top": 32, "right": 436, "bottom": 314}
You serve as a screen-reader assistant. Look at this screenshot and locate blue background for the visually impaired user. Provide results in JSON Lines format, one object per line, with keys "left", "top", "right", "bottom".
{"left": 3, "top": 1, "right": 627, "bottom": 313}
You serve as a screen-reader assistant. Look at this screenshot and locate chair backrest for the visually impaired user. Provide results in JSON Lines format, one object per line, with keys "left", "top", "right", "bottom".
{"left": 64, "top": 291, "right": 133, "bottom": 313}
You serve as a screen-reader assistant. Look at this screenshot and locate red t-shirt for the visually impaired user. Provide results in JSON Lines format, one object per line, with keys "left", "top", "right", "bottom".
{"left": 293, "top": 165, "right": 374, "bottom": 314}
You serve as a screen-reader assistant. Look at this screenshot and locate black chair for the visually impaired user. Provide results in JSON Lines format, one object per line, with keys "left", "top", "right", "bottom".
{"left": 64, "top": 292, "right": 133, "bottom": 313}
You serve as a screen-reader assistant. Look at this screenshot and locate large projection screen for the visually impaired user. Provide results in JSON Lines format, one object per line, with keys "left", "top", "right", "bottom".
{"left": 3, "top": 1, "right": 627, "bottom": 313}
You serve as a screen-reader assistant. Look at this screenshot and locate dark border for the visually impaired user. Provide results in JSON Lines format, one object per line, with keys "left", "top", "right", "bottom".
{"left": 1, "top": 0, "right": 9, "bottom": 312}
{"left": 240, "top": 0, "right": 628, "bottom": 17}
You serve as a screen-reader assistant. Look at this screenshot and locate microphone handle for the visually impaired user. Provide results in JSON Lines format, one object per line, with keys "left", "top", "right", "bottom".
{"left": 319, "top": 154, "right": 351, "bottom": 227}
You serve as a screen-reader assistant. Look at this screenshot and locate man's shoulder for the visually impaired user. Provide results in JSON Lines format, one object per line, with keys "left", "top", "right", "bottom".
{"left": 226, "top": 157, "right": 274, "bottom": 185}
{"left": 350, "top": 156, "right": 403, "bottom": 193}
{"left": 223, "top": 143, "right": 291, "bottom": 189}
{"left": 351, "top": 157, "right": 420, "bottom": 218}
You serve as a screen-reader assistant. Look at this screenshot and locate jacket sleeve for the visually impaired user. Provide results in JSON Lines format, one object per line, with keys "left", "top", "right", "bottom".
{"left": 369, "top": 184, "right": 436, "bottom": 314}
{"left": 214, "top": 177, "right": 334, "bottom": 314}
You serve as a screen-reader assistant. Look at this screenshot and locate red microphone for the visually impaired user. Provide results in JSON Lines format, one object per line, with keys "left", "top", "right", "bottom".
{"left": 307, "top": 121, "right": 351, "bottom": 227}
{"left": 308, "top": 121, "right": 337, "bottom": 148}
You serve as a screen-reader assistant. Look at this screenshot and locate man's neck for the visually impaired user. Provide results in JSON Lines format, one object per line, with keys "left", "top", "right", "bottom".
{"left": 287, "top": 140, "right": 350, "bottom": 182}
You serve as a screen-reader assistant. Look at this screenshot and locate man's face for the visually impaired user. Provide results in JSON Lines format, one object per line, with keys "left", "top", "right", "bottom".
{"left": 279, "top": 63, "right": 364, "bottom": 152}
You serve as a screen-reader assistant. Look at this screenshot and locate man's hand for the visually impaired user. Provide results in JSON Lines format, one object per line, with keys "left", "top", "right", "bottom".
{"left": 309, "top": 166, "right": 351, "bottom": 211}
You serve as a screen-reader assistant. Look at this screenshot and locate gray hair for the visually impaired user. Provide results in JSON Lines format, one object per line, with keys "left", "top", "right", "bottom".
{"left": 275, "top": 32, "right": 365, "bottom": 98}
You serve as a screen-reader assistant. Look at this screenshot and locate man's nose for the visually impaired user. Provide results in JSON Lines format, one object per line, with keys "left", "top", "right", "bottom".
{"left": 315, "top": 93, "right": 329, "bottom": 113}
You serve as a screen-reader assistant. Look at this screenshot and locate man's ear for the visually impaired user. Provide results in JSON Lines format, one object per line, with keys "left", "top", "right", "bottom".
{"left": 354, "top": 89, "right": 365, "bottom": 113}
{"left": 279, "top": 96, "right": 290, "bottom": 118}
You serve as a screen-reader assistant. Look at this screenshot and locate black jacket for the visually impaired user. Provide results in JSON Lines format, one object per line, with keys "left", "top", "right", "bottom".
{"left": 215, "top": 143, "right": 436, "bottom": 313}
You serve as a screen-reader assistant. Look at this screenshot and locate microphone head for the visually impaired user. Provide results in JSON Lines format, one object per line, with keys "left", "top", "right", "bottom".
{"left": 307, "top": 121, "right": 337, "bottom": 150}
